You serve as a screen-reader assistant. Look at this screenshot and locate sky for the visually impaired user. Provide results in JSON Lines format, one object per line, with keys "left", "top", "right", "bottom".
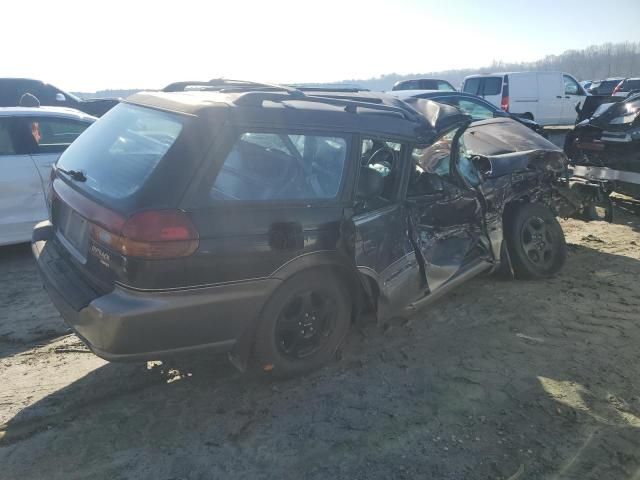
{"left": 2, "top": 0, "right": 639, "bottom": 92}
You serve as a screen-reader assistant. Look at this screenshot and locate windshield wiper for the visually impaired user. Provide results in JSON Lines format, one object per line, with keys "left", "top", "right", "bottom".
{"left": 56, "top": 167, "right": 87, "bottom": 182}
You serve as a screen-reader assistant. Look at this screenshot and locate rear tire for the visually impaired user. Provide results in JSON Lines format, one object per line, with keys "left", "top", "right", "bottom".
{"left": 505, "top": 203, "right": 567, "bottom": 280}
{"left": 252, "top": 269, "right": 351, "bottom": 378}
{"left": 522, "top": 112, "right": 534, "bottom": 121}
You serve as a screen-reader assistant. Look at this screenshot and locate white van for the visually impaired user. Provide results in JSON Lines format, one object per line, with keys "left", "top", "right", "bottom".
{"left": 461, "top": 72, "right": 587, "bottom": 126}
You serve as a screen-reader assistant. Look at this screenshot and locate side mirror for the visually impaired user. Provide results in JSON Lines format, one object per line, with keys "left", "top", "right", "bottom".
{"left": 471, "top": 155, "right": 492, "bottom": 177}
{"left": 356, "top": 166, "right": 385, "bottom": 200}
{"left": 55, "top": 93, "right": 66, "bottom": 102}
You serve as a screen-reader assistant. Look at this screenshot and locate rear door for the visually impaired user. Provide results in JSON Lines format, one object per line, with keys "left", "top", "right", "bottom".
{"left": 536, "top": 73, "right": 564, "bottom": 125}
{"left": 0, "top": 118, "right": 47, "bottom": 245}
{"left": 406, "top": 127, "right": 488, "bottom": 292}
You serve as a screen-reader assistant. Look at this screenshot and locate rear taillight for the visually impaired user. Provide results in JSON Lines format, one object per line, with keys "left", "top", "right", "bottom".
{"left": 501, "top": 75, "right": 510, "bottom": 112}
{"left": 500, "top": 95, "right": 509, "bottom": 112}
{"left": 91, "top": 210, "right": 199, "bottom": 259}
{"left": 612, "top": 81, "right": 623, "bottom": 95}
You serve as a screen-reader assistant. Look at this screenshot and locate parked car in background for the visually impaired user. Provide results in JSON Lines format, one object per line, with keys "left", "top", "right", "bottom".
{"left": 462, "top": 72, "right": 587, "bottom": 126}
{"left": 612, "top": 78, "right": 640, "bottom": 98}
{"left": 0, "top": 106, "right": 95, "bottom": 246}
{"left": 0, "top": 78, "right": 119, "bottom": 117}
{"left": 391, "top": 78, "right": 456, "bottom": 92}
{"left": 565, "top": 93, "right": 640, "bottom": 200}
{"left": 587, "top": 78, "right": 625, "bottom": 96}
{"left": 33, "top": 80, "right": 569, "bottom": 377}
{"left": 389, "top": 90, "right": 545, "bottom": 135}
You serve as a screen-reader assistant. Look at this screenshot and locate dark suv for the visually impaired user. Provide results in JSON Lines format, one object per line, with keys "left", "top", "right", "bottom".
{"left": 33, "top": 80, "right": 569, "bottom": 377}
{"left": 0, "top": 78, "right": 119, "bottom": 117}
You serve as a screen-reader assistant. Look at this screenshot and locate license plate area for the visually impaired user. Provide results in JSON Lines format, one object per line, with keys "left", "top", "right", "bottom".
{"left": 53, "top": 200, "right": 90, "bottom": 263}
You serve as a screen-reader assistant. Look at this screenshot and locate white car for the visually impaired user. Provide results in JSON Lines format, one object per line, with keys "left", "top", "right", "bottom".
{"left": 0, "top": 106, "right": 95, "bottom": 246}
{"left": 461, "top": 71, "right": 587, "bottom": 126}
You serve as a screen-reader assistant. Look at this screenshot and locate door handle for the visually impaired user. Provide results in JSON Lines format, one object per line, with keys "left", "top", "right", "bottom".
{"left": 565, "top": 96, "right": 571, "bottom": 99}
{"left": 556, "top": 95, "right": 562, "bottom": 99}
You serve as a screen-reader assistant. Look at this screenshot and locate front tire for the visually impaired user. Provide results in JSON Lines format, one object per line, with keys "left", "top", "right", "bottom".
{"left": 505, "top": 203, "right": 567, "bottom": 280}
{"left": 252, "top": 269, "right": 351, "bottom": 378}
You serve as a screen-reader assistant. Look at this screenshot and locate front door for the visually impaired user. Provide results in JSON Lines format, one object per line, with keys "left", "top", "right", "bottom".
{"left": 0, "top": 119, "right": 47, "bottom": 245}
{"left": 405, "top": 127, "right": 490, "bottom": 292}
{"left": 353, "top": 138, "right": 422, "bottom": 313}
{"left": 561, "top": 74, "right": 586, "bottom": 125}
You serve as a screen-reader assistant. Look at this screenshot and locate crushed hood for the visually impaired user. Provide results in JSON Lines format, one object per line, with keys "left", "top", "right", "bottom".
{"left": 463, "top": 118, "right": 567, "bottom": 178}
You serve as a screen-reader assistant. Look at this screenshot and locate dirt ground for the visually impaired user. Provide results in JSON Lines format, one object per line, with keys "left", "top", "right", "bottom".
{"left": 1, "top": 200, "right": 640, "bottom": 480}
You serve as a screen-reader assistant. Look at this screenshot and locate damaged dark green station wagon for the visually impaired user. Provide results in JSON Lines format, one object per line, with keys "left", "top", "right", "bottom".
{"left": 33, "top": 80, "right": 569, "bottom": 377}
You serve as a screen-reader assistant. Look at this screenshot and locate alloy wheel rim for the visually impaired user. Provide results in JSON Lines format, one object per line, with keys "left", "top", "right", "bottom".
{"left": 275, "top": 289, "right": 337, "bottom": 359}
{"left": 520, "top": 216, "right": 555, "bottom": 269}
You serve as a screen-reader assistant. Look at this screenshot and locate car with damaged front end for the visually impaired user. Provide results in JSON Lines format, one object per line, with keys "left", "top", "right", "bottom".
{"left": 564, "top": 93, "right": 640, "bottom": 219}
{"left": 32, "top": 81, "right": 570, "bottom": 378}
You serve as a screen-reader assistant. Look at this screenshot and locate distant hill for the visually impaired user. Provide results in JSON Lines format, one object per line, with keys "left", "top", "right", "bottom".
{"left": 74, "top": 41, "right": 640, "bottom": 96}
{"left": 331, "top": 41, "right": 640, "bottom": 91}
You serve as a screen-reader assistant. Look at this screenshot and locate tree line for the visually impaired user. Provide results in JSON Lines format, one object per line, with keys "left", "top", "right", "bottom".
{"left": 75, "top": 41, "right": 640, "bottom": 97}
{"left": 336, "top": 41, "right": 640, "bottom": 91}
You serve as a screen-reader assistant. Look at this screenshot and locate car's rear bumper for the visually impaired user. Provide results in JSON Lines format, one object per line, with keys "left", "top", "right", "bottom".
{"left": 32, "top": 221, "right": 280, "bottom": 362}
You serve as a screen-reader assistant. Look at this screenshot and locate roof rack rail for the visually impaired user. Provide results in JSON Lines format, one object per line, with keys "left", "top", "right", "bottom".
{"left": 234, "top": 90, "right": 424, "bottom": 124}
{"left": 161, "top": 79, "right": 424, "bottom": 124}
{"left": 162, "top": 79, "right": 303, "bottom": 94}
{"left": 289, "top": 86, "right": 370, "bottom": 93}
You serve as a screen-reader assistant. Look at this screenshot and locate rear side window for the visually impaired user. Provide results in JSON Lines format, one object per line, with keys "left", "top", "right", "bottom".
{"left": 57, "top": 104, "right": 184, "bottom": 201}
{"left": 436, "top": 80, "right": 455, "bottom": 91}
{"left": 210, "top": 132, "right": 348, "bottom": 202}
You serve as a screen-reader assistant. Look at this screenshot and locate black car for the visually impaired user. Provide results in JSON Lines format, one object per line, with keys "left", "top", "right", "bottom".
{"left": 0, "top": 78, "right": 119, "bottom": 117}
{"left": 612, "top": 78, "right": 640, "bottom": 98}
{"left": 391, "top": 78, "right": 456, "bottom": 92}
{"left": 587, "top": 78, "right": 625, "bottom": 96}
{"left": 393, "top": 91, "right": 545, "bottom": 135}
{"left": 565, "top": 93, "right": 640, "bottom": 199}
{"left": 32, "top": 80, "right": 569, "bottom": 377}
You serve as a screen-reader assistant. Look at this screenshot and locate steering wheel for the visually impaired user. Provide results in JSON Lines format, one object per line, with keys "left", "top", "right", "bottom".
{"left": 367, "top": 145, "right": 395, "bottom": 168}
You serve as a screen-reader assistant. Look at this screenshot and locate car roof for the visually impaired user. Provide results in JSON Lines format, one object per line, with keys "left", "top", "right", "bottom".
{"left": 0, "top": 106, "right": 96, "bottom": 121}
{"left": 0, "top": 77, "right": 46, "bottom": 83}
{"left": 126, "top": 83, "right": 469, "bottom": 140}
{"left": 465, "top": 71, "right": 573, "bottom": 79}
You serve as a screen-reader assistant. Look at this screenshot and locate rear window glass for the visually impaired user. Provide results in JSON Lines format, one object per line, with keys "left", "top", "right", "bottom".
{"left": 394, "top": 80, "right": 454, "bottom": 91}
{"left": 621, "top": 80, "right": 640, "bottom": 92}
{"left": 210, "top": 132, "right": 348, "bottom": 202}
{"left": 57, "top": 104, "right": 184, "bottom": 201}
{"left": 463, "top": 78, "right": 481, "bottom": 95}
{"left": 482, "top": 77, "right": 502, "bottom": 96}
{"left": 463, "top": 77, "right": 501, "bottom": 96}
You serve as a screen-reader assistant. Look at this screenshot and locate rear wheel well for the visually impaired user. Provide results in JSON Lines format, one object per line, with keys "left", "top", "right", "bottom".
{"left": 522, "top": 112, "right": 534, "bottom": 120}
{"left": 325, "top": 265, "right": 377, "bottom": 322}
